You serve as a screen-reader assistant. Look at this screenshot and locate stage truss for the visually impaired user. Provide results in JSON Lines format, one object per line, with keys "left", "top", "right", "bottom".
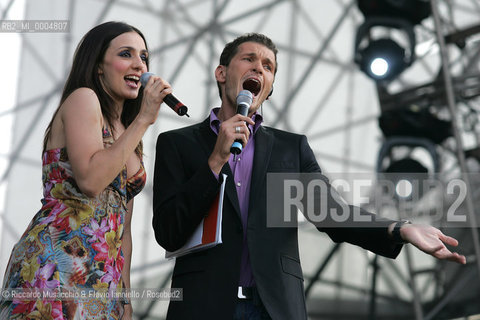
{"left": 1, "top": 0, "right": 479, "bottom": 318}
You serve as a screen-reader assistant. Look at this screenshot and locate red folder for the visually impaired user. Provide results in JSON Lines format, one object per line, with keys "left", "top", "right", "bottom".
{"left": 165, "top": 174, "right": 226, "bottom": 259}
{"left": 202, "top": 193, "right": 220, "bottom": 244}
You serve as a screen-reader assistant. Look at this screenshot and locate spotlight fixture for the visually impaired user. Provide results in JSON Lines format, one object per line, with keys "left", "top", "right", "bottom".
{"left": 384, "top": 158, "right": 428, "bottom": 199}
{"left": 376, "top": 137, "right": 439, "bottom": 202}
{"left": 357, "top": 0, "right": 431, "bottom": 26}
{"left": 357, "top": 38, "right": 408, "bottom": 81}
{"left": 354, "top": 17, "right": 416, "bottom": 81}
{"left": 378, "top": 107, "right": 452, "bottom": 144}
{"left": 354, "top": 0, "right": 431, "bottom": 81}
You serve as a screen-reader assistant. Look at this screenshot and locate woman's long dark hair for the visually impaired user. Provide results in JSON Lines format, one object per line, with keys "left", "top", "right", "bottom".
{"left": 43, "top": 21, "right": 149, "bottom": 154}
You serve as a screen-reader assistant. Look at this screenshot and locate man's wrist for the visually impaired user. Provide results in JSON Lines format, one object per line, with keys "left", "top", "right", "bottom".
{"left": 392, "top": 220, "right": 412, "bottom": 244}
{"left": 208, "top": 154, "right": 227, "bottom": 175}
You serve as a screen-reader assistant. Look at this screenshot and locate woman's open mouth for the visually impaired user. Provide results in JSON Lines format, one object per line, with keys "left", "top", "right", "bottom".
{"left": 125, "top": 75, "right": 140, "bottom": 88}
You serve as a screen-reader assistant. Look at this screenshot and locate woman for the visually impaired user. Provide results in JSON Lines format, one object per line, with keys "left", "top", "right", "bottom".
{"left": 0, "top": 21, "right": 170, "bottom": 319}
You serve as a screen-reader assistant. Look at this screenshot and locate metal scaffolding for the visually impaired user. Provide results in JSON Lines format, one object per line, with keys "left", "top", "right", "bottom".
{"left": 1, "top": 0, "right": 479, "bottom": 318}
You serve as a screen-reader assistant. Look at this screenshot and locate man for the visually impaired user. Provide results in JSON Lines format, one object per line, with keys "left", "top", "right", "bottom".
{"left": 152, "top": 33, "right": 465, "bottom": 319}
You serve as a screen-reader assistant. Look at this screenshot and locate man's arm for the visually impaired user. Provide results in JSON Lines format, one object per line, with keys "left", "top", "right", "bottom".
{"left": 152, "top": 114, "right": 254, "bottom": 252}
{"left": 152, "top": 131, "right": 221, "bottom": 252}
{"left": 298, "top": 134, "right": 466, "bottom": 264}
{"left": 296, "top": 134, "right": 403, "bottom": 257}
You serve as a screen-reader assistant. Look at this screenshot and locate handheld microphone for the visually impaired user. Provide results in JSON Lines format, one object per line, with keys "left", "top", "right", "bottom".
{"left": 140, "top": 72, "right": 189, "bottom": 117}
{"left": 230, "top": 90, "right": 253, "bottom": 155}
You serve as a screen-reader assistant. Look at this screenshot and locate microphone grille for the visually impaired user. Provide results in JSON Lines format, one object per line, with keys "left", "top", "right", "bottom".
{"left": 140, "top": 72, "right": 154, "bottom": 87}
{"left": 237, "top": 90, "right": 253, "bottom": 106}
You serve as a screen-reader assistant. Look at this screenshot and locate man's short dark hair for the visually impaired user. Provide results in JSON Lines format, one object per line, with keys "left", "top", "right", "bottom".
{"left": 217, "top": 33, "right": 278, "bottom": 98}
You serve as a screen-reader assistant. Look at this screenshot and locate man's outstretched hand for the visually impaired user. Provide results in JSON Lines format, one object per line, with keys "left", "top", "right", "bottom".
{"left": 399, "top": 224, "right": 466, "bottom": 264}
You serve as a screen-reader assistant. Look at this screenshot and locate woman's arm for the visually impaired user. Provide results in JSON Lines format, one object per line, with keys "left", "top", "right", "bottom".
{"left": 60, "top": 76, "right": 170, "bottom": 197}
{"left": 121, "top": 199, "right": 134, "bottom": 319}
{"left": 61, "top": 88, "right": 148, "bottom": 196}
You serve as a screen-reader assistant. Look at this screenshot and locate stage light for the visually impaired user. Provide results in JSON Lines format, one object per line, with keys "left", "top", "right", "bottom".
{"left": 378, "top": 107, "right": 452, "bottom": 144}
{"left": 376, "top": 137, "right": 439, "bottom": 204}
{"left": 354, "top": 0, "right": 432, "bottom": 82}
{"left": 358, "top": 38, "right": 408, "bottom": 80}
{"left": 384, "top": 158, "right": 429, "bottom": 200}
{"left": 357, "top": 0, "right": 431, "bottom": 26}
{"left": 354, "top": 17, "right": 416, "bottom": 82}
{"left": 395, "top": 179, "right": 413, "bottom": 198}
{"left": 370, "top": 58, "right": 388, "bottom": 77}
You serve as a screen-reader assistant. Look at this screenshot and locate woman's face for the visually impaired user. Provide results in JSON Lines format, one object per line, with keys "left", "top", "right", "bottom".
{"left": 98, "top": 31, "right": 148, "bottom": 105}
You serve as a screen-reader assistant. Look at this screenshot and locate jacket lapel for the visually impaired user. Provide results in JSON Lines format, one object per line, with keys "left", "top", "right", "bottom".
{"left": 249, "top": 126, "right": 274, "bottom": 211}
{"left": 222, "top": 165, "right": 241, "bottom": 218}
{"left": 196, "top": 118, "right": 216, "bottom": 156}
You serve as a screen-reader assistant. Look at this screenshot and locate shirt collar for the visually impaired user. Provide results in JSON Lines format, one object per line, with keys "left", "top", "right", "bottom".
{"left": 209, "top": 107, "right": 263, "bottom": 136}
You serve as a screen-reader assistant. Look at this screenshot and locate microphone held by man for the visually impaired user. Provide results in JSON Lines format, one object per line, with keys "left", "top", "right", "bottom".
{"left": 230, "top": 90, "right": 253, "bottom": 155}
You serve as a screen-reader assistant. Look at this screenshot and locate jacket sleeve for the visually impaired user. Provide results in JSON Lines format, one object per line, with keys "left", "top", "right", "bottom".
{"left": 298, "top": 135, "right": 403, "bottom": 259}
{"left": 152, "top": 131, "right": 221, "bottom": 252}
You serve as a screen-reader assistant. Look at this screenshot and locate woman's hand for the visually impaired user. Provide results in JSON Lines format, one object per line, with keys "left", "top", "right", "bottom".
{"left": 138, "top": 74, "right": 173, "bottom": 125}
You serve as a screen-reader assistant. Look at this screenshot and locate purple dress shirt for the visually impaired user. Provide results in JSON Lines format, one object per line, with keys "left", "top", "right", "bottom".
{"left": 209, "top": 107, "right": 263, "bottom": 287}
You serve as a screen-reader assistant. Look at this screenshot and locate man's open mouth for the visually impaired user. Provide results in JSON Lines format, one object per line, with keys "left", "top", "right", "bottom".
{"left": 242, "top": 78, "right": 261, "bottom": 96}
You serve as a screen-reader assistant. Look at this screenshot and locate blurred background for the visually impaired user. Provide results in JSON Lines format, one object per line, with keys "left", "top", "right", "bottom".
{"left": 1, "top": 0, "right": 480, "bottom": 319}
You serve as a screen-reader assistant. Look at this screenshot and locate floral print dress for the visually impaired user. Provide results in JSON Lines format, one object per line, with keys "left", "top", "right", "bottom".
{"left": 0, "top": 127, "right": 146, "bottom": 319}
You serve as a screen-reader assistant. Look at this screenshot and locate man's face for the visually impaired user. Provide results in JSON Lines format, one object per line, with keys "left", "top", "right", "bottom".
{"left": 217, "top": 41, "right": 276, "bottom": 115}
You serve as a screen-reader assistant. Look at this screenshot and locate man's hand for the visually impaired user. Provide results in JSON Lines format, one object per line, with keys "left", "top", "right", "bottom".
{"left": 400, "top": 224, "right": 466, "bottom": 264}
{"left": 208, "top": 114, "right": 255, "bottom": 175}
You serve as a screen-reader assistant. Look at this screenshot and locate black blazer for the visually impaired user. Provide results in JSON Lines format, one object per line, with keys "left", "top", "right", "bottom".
{"left": 153, "top": 117, "right": 402, "bottom": 319}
